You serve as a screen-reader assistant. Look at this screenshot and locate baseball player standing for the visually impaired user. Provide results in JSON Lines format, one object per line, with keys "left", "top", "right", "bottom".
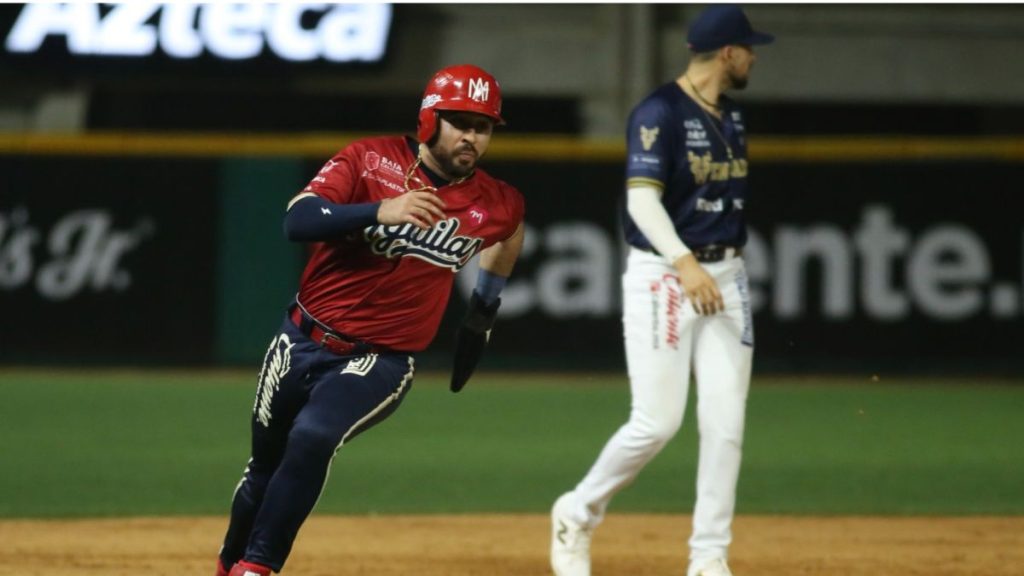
{"left": 551, "top": 6, "right": 772, "bottom": 576}
{"left": 214, "top": 64, "right": 525, "bottom": 576}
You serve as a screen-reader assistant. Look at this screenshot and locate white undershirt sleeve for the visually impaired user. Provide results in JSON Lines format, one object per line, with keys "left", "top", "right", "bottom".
{"left": 626, "top": 185, "right": 691, "bottom": 264}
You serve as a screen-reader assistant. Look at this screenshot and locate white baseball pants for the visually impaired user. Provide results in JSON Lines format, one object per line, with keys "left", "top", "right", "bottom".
{"left": 569, "top": 247, "right": 753, "bottom": 563}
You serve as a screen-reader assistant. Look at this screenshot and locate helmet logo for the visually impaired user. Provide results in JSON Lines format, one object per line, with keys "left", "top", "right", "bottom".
{"left": 421, "top": 93, "right": 442, "bottom": 110}
{"left": 468, "top": 78, "right": 490, "bottom": 103}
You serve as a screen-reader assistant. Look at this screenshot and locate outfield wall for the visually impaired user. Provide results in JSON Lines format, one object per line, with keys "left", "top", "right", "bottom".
{"left": 2, "top": 134, "right": 1022, "bottom": 374}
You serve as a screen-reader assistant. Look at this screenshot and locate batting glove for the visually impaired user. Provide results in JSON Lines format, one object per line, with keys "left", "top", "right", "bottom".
{"left": 450, "top": 292, "right": 501, "bottom": 393}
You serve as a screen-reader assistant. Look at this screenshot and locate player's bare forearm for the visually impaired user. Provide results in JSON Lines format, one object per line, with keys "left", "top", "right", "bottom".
{"left": 479, "top": 221, "right": 524, "bottom": 277}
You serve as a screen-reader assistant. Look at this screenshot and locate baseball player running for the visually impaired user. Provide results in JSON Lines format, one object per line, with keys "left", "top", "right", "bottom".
{"left": 214, "top": 64, "right": 525, "bottom": 576}
{"left": 551, "top": 5, "right": 772, "bottom": 576}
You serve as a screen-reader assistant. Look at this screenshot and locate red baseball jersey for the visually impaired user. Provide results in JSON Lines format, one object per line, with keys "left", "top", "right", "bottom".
{"left": 295, "top": 136, "right": 525, "bottom": 352}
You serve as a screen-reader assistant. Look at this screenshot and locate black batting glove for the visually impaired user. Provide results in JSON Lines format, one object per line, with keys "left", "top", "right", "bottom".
{"left": 450, "top": 292, "right": 501, "bottom": 393}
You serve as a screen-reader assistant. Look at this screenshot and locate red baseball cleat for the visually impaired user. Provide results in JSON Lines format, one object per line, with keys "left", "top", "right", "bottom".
{"left": 215, "top": 558, "right": 230, "bottom": 576}
{"left": 227, "top": 560, "right": 272, "bottom": 576}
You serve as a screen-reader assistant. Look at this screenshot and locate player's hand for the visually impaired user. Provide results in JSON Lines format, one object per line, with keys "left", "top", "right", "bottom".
{"left": 377, "top": 191, "right": 446, "bottom": 230}
{"left": 673, "top": 253, "right": 724, "bottom": 315}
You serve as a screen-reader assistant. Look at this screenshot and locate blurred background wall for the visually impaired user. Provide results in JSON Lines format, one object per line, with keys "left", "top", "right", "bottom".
{"left": 2, "top": 3, "right": 1023, "bottom": 375}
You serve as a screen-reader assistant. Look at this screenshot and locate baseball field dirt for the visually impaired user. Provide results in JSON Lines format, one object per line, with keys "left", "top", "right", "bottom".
{"left": 2, "top": 514, "right": 1021, "bottom": 576}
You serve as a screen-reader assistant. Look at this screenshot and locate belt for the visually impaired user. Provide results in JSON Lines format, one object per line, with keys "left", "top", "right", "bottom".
{"left": 289, "top": 305, "right": 390, "bottom": 356}
{"left": 692, "top": 244, "right": 742, "bottom": 263}
{"left": 637, "top": 244, "right": 742, "bottom": 263}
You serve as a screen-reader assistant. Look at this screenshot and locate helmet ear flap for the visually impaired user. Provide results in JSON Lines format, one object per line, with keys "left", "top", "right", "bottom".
{"left": 417, "top": 108, "right": 438, "bottom": 144}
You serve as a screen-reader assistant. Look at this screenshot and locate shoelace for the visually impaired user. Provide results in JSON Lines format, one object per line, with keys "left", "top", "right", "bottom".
{"left": 559, "top": 520, "right": 592, "bottom": 550}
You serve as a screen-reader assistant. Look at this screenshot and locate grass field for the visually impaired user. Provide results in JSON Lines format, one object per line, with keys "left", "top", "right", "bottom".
{"left": 1, "top": 369, "right": 1022, "bottom": 518}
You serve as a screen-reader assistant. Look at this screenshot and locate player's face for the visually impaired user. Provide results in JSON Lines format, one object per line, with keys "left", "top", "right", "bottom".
{"left": 429, "top": 112, "right": 495, "bottom": 179}
{"left": 725, "top": 44, "right": 755, "bottom": 90}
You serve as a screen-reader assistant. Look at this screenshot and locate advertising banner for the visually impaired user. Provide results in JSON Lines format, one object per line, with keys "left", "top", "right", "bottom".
{"left": 0, "top": 3, "right": 392, "bottom": 79}
{"left": 4, "top": 151, "right": 1020, "bottom": 374}
{"left": 441, "top": 159, "right": 1024, "bottom": 374}
{"left": 1, "top": 155, "right": 220, "bottom": 364}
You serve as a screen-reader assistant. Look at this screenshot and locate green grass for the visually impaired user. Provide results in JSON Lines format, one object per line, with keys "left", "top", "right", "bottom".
{"left": 0, "top": 370, "right": 1022, "bottom": 518}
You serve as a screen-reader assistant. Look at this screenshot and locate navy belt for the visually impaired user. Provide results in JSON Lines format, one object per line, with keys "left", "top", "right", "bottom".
{"left": 637, "top": 244, "right": 742, "bottom": 263}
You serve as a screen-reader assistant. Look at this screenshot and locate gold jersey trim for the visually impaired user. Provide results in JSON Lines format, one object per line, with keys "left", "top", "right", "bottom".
{"left": 626, "top": 177, "right": 665, "bottom": 190}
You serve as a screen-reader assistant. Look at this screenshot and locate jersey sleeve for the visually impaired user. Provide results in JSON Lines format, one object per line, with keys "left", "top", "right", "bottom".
{"left": 300, "top": 146, "right": 360, "bottom": 205}
{"left": 625, "top": 98, "right": 674, "bottom": 191}
{"left": 498, "top": 181, "right": 526, "bottom": 241}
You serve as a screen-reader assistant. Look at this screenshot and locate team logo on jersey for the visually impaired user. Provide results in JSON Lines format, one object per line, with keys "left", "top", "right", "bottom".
{"left": 468, "top": 207, "right": 488, "bottom": 224}
{"left": 689, "top": 150, "right": 714, "bottom": 184}
{"left": 687, "top": 151, "right": 747, "bottom": 184}
{"left": 468, "top": 78, "right": 490, "bottom": 103}
{"left": 640, "top": 125, "right": 660, "bottom": 151}
{"left": 254, "top": 333, "right": 295, "bottom": 428}
{"left": 341, "top": 354, "right": 378, "bottom": 376}
{"left": 364, "top": 217, "right": 484, "bottom": 270}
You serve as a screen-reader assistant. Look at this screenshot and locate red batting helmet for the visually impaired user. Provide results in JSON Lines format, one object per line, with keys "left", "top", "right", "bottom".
{"left": 417, "top": 64, "right": 505, "bottom": 143}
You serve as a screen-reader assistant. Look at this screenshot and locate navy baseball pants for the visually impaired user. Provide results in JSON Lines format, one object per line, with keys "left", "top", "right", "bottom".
{"left": 218, "top": 314, "right": 415, "bottom": 571}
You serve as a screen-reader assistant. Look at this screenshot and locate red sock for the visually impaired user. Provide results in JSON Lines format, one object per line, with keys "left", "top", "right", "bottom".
{"left": 215, "top": 558, "right": 231, "bottom": 576}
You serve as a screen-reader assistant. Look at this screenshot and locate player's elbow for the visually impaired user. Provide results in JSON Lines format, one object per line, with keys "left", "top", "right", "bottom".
{"left": 283, "top": 208, "right": 311, "bottom": 242}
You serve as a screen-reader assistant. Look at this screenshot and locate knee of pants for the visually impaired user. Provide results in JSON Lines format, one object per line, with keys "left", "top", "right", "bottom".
{"left": 243, "top": 467, "right": 273, "bottom": 491}
{"left": 697, "top": 415, "right": 746, "bottom": 446}
{"left": 626, "top": 411, "right": 682, "bottom": 447}
{"left": 286, "top": 423, "right": 344, "bottom": 462}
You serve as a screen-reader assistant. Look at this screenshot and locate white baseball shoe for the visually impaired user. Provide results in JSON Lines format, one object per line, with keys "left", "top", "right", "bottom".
{"left": 687, "top": 557, "right": 733, "bottom": 576}
{"left": 550, "top": 492, "right": 592, "bottom": 576}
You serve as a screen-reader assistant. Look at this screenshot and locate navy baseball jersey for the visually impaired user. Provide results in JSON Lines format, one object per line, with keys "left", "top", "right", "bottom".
{"left": 622, "top": 81, "right": 750, "bottom": 250}
{"left": 297, "top": 135, "right": 524, "bottom": 352}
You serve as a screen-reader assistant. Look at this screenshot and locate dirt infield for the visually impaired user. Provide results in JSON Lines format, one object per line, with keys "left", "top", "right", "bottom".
{"left": 1, "top": 515, "right": 1022, "bottom": 576}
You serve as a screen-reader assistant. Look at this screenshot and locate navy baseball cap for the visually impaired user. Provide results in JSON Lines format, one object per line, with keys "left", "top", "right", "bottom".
{"left": 687, "top": 4, "right": 774, "bottom": 52}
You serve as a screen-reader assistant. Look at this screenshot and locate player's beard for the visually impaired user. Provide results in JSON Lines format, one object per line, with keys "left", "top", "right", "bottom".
{"left": 727, "top": 67, "right": 749, "bottom": 90}
{"left": 430, "top": 142, "right": 478, "bottom": 180}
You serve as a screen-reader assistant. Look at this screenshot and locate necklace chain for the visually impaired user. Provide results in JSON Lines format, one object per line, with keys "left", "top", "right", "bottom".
{"left": 403, "top": 155, "right": 434, "bottom": 194}
{"left": 685, "top": 76, "right": 734, "bottom": 160}
{"left": 404, "top": 150, "right": 471, "bottom": 194}
{"left": 685, "top": 75, "right": 721, "bottom": 111}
